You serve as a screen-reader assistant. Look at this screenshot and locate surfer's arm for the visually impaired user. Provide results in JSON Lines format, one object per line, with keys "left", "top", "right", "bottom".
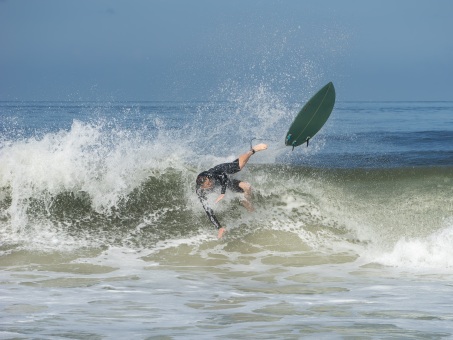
{"left": 219, "top": 173, "right": 228, "bottom": 195}
{"left": 197, "top": 189, "right": 222, "bottom": 230}
{"left": 213, "top": 172, "right": 228, "bottom": 203}
{"left": 215, "top": 194, "right": 225, "bottom": 203}
{"left": 204, "top": 203, "right": 226, "bottom": 239}
{"left": 204, "top": 205, "right": 222, "bottom": 230}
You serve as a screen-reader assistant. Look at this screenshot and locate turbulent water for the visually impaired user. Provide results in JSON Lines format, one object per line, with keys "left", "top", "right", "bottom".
{"left": 1, "top": 98, "right": 453, "bottom": 339}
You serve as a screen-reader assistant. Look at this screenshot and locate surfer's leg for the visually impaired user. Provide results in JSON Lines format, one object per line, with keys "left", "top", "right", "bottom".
{"left": 238, "top": 143, "right": 268, "bottom": 169}
{"left": 238, "top": 181, "right": 254, "bottom": 212}
{"left": 213, "top": 144, "right": 268, "bottom": 174}
{"left": 226, "top": 179, "right": 253, "bottom": 212}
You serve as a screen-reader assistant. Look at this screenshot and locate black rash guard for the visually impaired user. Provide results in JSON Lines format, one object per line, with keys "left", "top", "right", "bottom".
{"left": 196, "top": 159, "right": 243, "bottom": 229}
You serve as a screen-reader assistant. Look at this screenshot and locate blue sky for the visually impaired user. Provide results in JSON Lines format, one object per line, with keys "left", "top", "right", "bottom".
{"left": 1, "top": 0, "right": 452, "bottom": 101}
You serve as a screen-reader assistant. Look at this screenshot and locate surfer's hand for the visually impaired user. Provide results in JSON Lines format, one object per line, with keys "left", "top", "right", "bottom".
{"left": 252, "top": 143, "right": 268, "bottom": 152}
{"left": 217, "top": 227, "right": 227, "bottom": 239}
{"left": 215, "top": 194, "right": 225, "bottom": 203}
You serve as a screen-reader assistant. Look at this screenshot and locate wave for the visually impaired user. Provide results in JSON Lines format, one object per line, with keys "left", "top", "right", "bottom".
{"left": 2, "top": 97, "right": 453, "bottom": 271}
{"left": 1, "top": 118, "right": 452, "bottom": 272}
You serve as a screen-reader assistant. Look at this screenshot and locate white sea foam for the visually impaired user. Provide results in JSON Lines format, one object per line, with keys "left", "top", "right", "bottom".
{"left": 0, "top": 118, "right": 195, "bottom": 249}
{"left": 1, "top": 99, "right": 453, "bottom": 268}
{"left": 373, "top": 223, "right": 453, "bottom": 270}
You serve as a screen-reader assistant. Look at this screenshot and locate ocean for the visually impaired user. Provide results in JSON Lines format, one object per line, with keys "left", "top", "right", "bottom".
{"left": 1, "top": 97, "right": 453, "bottom": 339}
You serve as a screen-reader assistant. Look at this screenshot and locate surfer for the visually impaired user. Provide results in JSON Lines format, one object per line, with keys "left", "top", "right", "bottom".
{"left": 196, "top": 143, "right": 268, "bottom": 239}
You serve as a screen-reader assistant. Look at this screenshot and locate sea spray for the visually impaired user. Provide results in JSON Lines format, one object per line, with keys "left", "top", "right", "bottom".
{"left": 1, "top": 100, "right": 453, "bottom": 268}
{"left": 0, "top": 117, "right": 195, "bottom": 250}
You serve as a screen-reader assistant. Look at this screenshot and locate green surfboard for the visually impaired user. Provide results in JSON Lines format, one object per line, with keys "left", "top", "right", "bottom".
{"left": 285, "top": 82, "right": 336, "bottom": 148}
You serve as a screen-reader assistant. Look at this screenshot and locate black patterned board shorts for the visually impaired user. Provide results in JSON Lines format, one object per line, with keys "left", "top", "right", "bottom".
{"left": 226, "top": 178, "right": 244, "bottom": 193}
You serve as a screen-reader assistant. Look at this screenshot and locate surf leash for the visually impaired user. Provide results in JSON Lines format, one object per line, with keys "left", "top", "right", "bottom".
{"left": 249, "top": 137, "right": 288, "bottom": 152}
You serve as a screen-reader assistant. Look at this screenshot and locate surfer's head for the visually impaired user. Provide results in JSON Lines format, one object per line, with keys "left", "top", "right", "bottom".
{"left": 196, "top": 172, "right": 214, "bottom": 189}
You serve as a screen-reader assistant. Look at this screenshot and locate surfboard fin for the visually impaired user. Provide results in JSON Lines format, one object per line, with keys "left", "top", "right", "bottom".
{"left": 306, "top": 137, "right": 310, "bottom": 147}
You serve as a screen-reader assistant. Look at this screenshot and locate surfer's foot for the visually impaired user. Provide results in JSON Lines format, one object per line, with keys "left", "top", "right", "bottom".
{"left": 217, "top": 227, "right": 227, "bottom": 239}
{"left": 252, "top": 143, "right": 268, "bottom": 152}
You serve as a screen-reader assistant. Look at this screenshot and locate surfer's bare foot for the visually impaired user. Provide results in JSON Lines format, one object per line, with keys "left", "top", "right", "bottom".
{"left": 252, "top": 143, "right": 268, "bottom": 152}
{"left": 217, "top": 227, "right": 227, "bottom": 239}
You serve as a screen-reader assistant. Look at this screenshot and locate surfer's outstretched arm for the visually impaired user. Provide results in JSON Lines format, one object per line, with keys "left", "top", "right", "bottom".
{"left": 197, "top": 189, "right": 226, "bottom": 239}
{"left": 238, "top": 143, "right": 268, "bottom": 169}
{"left": 204, "top": 206, "right": 226, "bottom": 239}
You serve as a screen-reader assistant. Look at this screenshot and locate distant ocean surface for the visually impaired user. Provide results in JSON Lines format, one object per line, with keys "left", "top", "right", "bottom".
{"left": 1, "top": 99, "right": 453, "bottom": 338}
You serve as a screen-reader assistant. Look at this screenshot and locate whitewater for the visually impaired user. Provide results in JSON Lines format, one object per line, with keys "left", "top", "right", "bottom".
{"left": 1, "top": 97, "right": 453, "bottom": 338}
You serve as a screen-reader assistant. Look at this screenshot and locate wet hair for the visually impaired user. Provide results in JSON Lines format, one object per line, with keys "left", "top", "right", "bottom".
{"left": 196, "top": 171, "right": 212, "bottom": 187}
